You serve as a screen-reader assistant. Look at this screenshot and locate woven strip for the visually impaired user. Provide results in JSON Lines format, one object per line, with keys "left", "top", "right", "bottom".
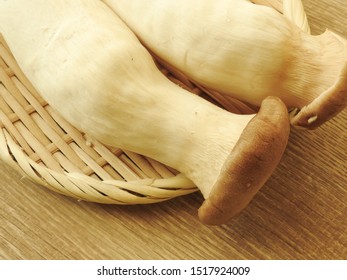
{"left": 0, "top": 1, "right": 309, "bottom": 204}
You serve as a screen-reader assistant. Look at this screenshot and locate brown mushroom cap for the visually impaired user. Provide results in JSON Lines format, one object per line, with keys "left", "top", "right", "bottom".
{"left": 198, "top": 96, "right": 290, "bottom": 225}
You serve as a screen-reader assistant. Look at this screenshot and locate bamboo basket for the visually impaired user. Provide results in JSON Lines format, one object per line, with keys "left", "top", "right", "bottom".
{"left": 0, "top": 1, "right": 309, "bottom": 204}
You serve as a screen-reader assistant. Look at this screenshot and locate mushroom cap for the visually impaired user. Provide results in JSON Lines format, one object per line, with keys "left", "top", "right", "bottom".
{"left": 290, "top": 31, "right": 347, "bottom": 129}
{"left": 290, "top": 63, "right": 347, "bottom": 129}
{"left": 198, "top": 96, "right": 290, "bottom": 225}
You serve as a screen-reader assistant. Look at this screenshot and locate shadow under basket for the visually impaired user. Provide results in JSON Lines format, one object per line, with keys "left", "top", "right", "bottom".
{"left": 0, "top": 1, "right": 302, "bottom": 205}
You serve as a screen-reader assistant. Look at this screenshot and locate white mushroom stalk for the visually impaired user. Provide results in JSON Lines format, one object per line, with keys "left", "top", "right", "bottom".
{"left": 0, "top": 0, "right": 290, "bottom": 224}
{"left": 102, "top": 0, "right": 347, "bottom": 129}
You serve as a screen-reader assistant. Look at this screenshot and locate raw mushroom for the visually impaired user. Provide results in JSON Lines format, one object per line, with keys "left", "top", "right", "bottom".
{"left": 102, "top": 0, "right": 347, "bottom": 128}
{"left": 0, "top": 0, "right": 290, "bottom": 224}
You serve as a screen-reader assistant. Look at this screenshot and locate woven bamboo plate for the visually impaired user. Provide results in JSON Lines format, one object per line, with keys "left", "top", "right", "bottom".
{"left": 0, "top": 0, "right": 308, "bottom": 205}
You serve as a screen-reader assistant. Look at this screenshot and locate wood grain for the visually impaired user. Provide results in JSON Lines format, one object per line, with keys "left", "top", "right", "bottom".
{"left": 0, "top": 0, "right": 346, "bottom": 260}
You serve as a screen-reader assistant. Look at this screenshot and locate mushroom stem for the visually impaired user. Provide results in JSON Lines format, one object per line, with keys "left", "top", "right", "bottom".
{"left": 0, "top": 0, "right": 290, "bottom": 224}
{"left": 102, "top": 0, "right": 347, "bottom": 128}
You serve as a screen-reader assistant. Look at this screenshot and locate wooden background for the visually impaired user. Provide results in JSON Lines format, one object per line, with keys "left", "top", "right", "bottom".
{"left": 0, "top": 0, "right": 346, "bottom": 260}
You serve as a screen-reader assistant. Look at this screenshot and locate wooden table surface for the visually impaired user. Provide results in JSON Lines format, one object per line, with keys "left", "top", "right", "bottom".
{"left": 0, "top": 0, "right": 346, "bottom": 260}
